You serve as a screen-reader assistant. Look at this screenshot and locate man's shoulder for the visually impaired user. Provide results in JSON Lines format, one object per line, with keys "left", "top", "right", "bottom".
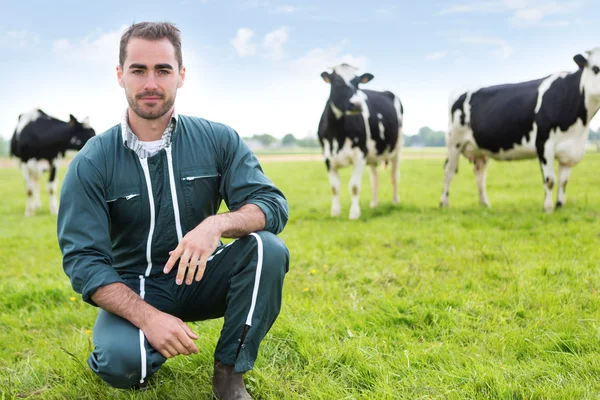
{"left": 177, "top": 115, "right": 237, "bottom": 138}
{"left": 73, "top": 124, "right": 120, "bottom": 164}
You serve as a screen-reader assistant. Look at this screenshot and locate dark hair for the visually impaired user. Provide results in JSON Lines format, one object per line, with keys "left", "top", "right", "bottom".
{"left": 119, "top": 22, "right": 183, "bottom": 69}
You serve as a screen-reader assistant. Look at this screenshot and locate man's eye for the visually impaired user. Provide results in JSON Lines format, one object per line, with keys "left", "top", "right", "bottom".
{"left": 132, "top": 70, "right": 144, "bottom": 75}
{"left": 158, "top": 70, "right": 171, "bottom": 75}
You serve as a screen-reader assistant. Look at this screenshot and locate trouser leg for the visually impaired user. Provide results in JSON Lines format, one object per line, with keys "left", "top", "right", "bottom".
{"left": 178, "top": 231, "right": 289, "bottom": 373}
{"left": 88, "top": 308, "right": 167, "bottom": 389}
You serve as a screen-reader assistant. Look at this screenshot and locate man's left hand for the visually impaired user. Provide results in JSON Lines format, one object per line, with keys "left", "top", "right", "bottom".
{"left": 164, "top": 217, "right": 222, "bottom": 285}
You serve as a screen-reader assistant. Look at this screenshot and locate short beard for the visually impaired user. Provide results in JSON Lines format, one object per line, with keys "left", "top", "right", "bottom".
{"left": 127, "top": 91, "right": 176, "bottom": 120}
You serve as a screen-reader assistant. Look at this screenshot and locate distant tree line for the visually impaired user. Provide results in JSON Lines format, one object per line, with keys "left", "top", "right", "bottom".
{"left": 1, "top": 128, "right": 599, "bottom": 156}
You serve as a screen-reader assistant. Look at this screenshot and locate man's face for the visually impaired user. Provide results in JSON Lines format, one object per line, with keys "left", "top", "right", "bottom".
{"left": 117, "top": 38, "right": 185, "bottom": 120}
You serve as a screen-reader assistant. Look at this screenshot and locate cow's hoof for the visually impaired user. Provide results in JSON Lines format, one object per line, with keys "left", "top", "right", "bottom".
{"left": 349, "top": 207, "right": 361, "bottom": 220}
{"left": 439, "top": 201, "right": 449, "bottom": 208}
{"left": 480, "top": 201, "right": 490, "bottom": 208}
{"left": 330, "top": 207, "right": 341, "bottom": 217}
{"left": 370, "top": 201, "right": 378, "bottom": 208}
{"left": 392, "top": 196, "right": 400, "bottom": 205}
{"left": 555, "top": 201, "right": 564, "bottom": 209}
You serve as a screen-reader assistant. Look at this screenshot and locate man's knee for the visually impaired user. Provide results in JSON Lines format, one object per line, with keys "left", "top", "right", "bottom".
{"left": 252, "top": 231, "right": 289, "bottom": 275}
{"left": 88, "top": 340, "right": 161, "bottom": 389}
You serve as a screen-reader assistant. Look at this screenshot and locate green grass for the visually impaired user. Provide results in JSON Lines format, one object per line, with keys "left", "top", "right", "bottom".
{"left": 2, "top": 153, "right": 600, "bottom": 399}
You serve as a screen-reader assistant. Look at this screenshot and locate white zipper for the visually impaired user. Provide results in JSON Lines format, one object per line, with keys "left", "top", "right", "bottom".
{"left": 182, "top": 174, "right": 220, "bottom": 181}
{"left": 166, "top": 147, "right": 183, "bottom": 242}
{"left": 106, "top": 193, "right": 140, "bottom": 202}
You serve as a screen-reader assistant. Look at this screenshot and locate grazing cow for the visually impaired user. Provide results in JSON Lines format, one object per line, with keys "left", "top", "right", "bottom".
{"left": 10, "top": 109, "right": 95, "bottom": 216}
{"left": 441, "top": 48, "right": 600, "bottom": 212}
{"left": 318, "top": 64, "right": 403, "bottom": 219}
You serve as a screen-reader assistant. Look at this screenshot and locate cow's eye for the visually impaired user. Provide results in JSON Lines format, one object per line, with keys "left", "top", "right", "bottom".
{"left": 592, "top": 66, "right": 600, "bottom": 75}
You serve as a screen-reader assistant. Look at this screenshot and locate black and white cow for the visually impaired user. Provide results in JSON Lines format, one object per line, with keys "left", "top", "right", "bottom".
{"left": 441, "top": 48, "right": 600, "bottom": 213}
{"left": 10, "top": 109, "right": 95, "bottom": 216}
{"left": 318, "top": 64, "right": 403, "bottom": 219}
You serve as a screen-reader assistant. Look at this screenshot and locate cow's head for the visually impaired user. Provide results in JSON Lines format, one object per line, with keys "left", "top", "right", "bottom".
{"left": 321, "top": 64, "right": 374, "bottom": 119}
{"left": 574, "top": 47, "right": 600, "bottom": 98}
{"left": 68, "top": 114, "right": 95, "bottom": 150}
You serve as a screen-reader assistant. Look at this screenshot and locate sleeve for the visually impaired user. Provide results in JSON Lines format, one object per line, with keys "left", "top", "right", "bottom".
{"left": 56, "top": 154, "right": 124, "bottom": 306}
{"left": 217, "top": 126, "right": 289, "bottom": 235}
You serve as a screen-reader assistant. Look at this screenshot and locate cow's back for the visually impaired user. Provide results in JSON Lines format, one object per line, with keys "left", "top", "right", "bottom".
{"left": 362, "top": 89, "right": 401, "bottom": 155}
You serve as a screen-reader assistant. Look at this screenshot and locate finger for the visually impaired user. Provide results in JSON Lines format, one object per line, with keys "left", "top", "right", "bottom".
{"left": 177, "top": 324, "right": 199, "bottom": 354}
{"left": 176, "top": 249, "right": 192, "bottom": 285}
{"left": 164, "top": 344, "right": 179, "bottom": 358}
{"left": 158, "top": 346, "right": 174, "bottom": 359}
{"left": 186, "top": 252, "right": 200, "bottom": 285}
{"left": 170, "top": 337, "right": 190, "bottom": 356}
{"left": 195, "top": 253, "right": 210, "bottom": 282}
{"left": 180, "top": 321, "right": 199, "bottom": 341}
{"left": 164, "top": 245, "right": 183, "bottom": 274}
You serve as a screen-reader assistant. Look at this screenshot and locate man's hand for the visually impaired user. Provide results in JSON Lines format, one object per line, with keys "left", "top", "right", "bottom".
{"left": 141, "top": 309, "right": 199, "bottom": 358}
{"left": 164, "top": 217, "right": 222, "bottom": 285}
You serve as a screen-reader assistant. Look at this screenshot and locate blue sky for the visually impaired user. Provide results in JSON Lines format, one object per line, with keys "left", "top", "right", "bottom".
{"left": 1, "top": 0, "right": 599, "bottom": 140}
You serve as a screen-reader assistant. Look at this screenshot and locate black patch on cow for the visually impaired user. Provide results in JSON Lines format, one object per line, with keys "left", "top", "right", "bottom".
{"left": 325, "top": 158, "right": 331, "bottom": 171}
{"left": 534, "top": 69, "right": 587, "bottom": 161}
{"left": 467, "top": 77, "right": 547, "bottom": 153}
{"left": 318, "top": 89, "right": 401, "bottom": 160}
{"left": 451, "top": 94, "right": 467, "bottom": 126}
{"left": 49, "top": 164, "right": 57, "bottom": 183}
{"left": 12, "top": 109, "right": 95, "bottom": 163}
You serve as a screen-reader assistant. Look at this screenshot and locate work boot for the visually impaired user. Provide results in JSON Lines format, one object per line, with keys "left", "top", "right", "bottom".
{"left": 212, "top": 360, "right": 252, "bottom": 400}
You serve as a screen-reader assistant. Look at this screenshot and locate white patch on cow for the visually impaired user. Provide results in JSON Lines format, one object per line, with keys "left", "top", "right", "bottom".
{"left": 16, "top": 109, "right": 42, "bottom": 135}
{"left": 333, "top": 64, "right": 359, "bottom": 86}
{"left": 535, "top": 73, "right": 567, "bottom": 113}
{"left": 553, "top": 119, "right": 589, "bottom": 166}
{"left": 21, "top": 159, "right": 43, "bottom": 216}
{"left": 378, "top": 118, "right": 385, "bottom": 141}
{"left": 330, "top": 102, "right": 344, "bottom": 120}
{"left": 581, "top": 48, "right": 600, "bottom": 123}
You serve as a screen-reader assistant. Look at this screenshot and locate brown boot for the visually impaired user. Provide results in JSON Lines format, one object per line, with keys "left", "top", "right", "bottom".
{"left": 212, "top": 360, "right": 252, "bottom": 400}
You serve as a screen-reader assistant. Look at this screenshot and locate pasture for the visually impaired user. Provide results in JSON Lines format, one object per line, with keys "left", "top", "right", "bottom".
{"left": 1, "top": 151, "right": 600, "bottom": 399}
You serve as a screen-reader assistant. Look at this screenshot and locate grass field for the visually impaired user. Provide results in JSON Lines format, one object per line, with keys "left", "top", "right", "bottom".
{"left": 2, "top": 152, "right": 600, "bottom": 399}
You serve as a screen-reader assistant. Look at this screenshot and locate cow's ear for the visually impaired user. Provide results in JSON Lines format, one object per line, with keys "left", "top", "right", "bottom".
{"left": 574, "top": 54, "right": 588, "bottom": 69}
{"left": 321, "top": 72, "right": 331, "bottom": 83}
{"left": 69, "top": 114, "right": 77, "bottom": 126}
{"left": 359, "top": 73, "right": 374, "bottom": 84}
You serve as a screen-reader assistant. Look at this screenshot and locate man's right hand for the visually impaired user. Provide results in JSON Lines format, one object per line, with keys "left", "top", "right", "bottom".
{"left": 141, "top": 309, "right": 199, "bottom": 358}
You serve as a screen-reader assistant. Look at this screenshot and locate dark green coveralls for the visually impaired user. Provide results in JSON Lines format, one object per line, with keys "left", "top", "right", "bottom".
{"left": 57, "top": 116, "right": 289, "bottom": 388}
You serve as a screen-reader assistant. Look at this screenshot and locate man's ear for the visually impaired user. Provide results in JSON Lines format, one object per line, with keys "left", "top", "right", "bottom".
{"left": 117, "top": 64, "right": 125, "bottom": 88}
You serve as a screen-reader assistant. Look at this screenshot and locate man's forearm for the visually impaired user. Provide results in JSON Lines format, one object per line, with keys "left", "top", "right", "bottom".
{"left": 90, "top": 282, "right": 159, "bottom": 329}
{"left": 207, "top": 204, "right": 266, "bottom": 238}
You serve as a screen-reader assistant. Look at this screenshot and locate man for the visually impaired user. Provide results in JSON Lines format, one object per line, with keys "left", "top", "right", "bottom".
{"left": 57, "top": 22, "right": 289, "bottom": 400}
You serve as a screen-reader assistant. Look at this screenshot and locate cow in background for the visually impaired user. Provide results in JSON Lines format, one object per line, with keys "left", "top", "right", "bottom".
{"left": 318, "top": 64, "right": 403, "bottom": 219}
{"left": 10, "top": 109, "right": 95, "bottom": 216}
{"left": 441, "top": 48, "right": 600, "bottom": 212}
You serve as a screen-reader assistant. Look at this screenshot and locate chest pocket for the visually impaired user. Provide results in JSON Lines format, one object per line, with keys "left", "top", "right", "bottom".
{"left": 181, "top": 166, "right": 222, "bottom": 229}
{"left": 106, "top": 185, "right": 143, "bottom": 235}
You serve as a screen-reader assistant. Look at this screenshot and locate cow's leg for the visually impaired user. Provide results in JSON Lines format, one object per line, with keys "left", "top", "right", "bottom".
{"left": 20, "top": 161, "right": 36, "bottom": 217}
{"left": 327, "top": 162, "right": 342, "bottom": 217}
{"left": 440, "top": 142, "right": 460, "bottom": 207}
{"left": 556, "top": 163, "right": 572, "bottom": 209}
{"left": 539, "top": 146, "right": 556, "bottom": 213}
{"left": 390, "top": 151, "right": 400, "bottom": 205}
{"left": 349, "top": 154, "right": 366, "bottom": 220}
{"left": 473, "top": 157, "right": 490, "bottom": 207}
{"left": 48, "top": 160, "right": 58, "bottom": 215}
{"left": 369, "top": 165, "right": 378, "bottom": 208}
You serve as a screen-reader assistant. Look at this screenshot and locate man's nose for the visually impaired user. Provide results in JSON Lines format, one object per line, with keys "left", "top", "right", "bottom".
{"left": 143, "top": 75, "right": 159, "bottom": 90}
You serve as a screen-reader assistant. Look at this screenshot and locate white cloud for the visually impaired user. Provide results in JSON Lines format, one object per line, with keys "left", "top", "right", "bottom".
{"left": 460, "top": 36, "right": 514, "bottom": 59}
{"left": 426, "top": 51, "right": 449, "bottom": 60}
{"left": 263, "top": 26, "right": 289, "bottom": 61}
{"left": 1, "top": 30, "right": 40, "bottom": 48}
{"left": 438, "top": 0, "right": 584, "bottom": 26}
{"left": 293, "top": 45, "right": 369, "bottom": 77}
{"left": 273, "top": 5, "right": 297, "bottom": 14}
{"left": 231, "top": 28, "right": 257, "bottom": 57}
{"left": 52, "top": 25, "right": 128, "bottom": 66}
